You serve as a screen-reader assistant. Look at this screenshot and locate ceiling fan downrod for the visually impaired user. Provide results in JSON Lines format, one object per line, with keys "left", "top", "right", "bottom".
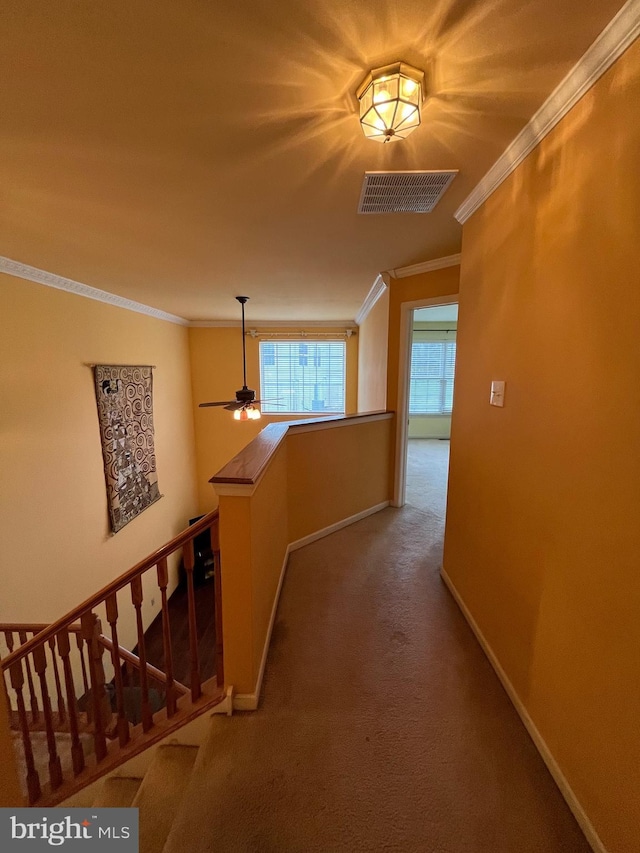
{"left": 236, "top": 295, "right": 250, "bottom": 393}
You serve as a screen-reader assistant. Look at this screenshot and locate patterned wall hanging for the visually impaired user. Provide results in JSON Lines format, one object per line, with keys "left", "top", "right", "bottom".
{"left": 93, "top": 365, "right": 161, "bottom": 533}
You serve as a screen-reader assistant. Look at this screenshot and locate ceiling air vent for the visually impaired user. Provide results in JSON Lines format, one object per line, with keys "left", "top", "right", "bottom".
{"left": 357, "top": 170, "right": 458, "bottom": 214}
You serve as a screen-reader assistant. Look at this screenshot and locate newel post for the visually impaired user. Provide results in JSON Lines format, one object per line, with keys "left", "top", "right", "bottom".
{"left": 0, "top": 677, "right": 24, "bottom": 806}
{"left": 81, "top": 612, "right": 110, "bottom": 761}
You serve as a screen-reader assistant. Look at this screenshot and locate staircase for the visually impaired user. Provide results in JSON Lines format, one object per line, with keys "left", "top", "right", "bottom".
{"left": 1, "top": 509, "right": 225, "bottom": 806}
{"left": 88, "top": 743, "right": 200, "bottom": 853}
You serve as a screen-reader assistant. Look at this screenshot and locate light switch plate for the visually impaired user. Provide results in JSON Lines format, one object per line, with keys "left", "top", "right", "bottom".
{"left": 490, "top": 380, "right": 505, "bottom": 407}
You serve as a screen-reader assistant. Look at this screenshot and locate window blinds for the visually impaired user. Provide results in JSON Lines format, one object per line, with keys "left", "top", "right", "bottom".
{"left": 409, "top": 341, "right": 456, "bottom": 414}
{"left": 260, "top": 341, "right": 346, "bottom": 413}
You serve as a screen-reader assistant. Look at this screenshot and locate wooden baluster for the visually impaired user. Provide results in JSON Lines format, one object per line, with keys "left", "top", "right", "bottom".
{"left": 9, "top": 660, "right": 41, "bottom": 803}
{"left": 130, "top": 577, "right": 153, "bottom": 731}
{"left": 210, "top": 524, "right": 225, "bottom": 687}
{"left": 47, "top": 637, "right": 66, "bottom": 726}
{"left": 75, "top": 633, "right": 90, "bottom": 697}
{"left": 3, "top": 633, "right": 15, "bottom": 713}
{"left": 156, "top": 557, "right": 177, "bottom": 717}
{"left": 18, "top": 630, "right": 39, "bottom": 724}
{"left": 183, "top": 540, "right": 201, "bottom": 701}
{"left": 56, "top": 629, "right": 85, "bottom": 776}
{"left": 105, "top": 593, "right": 130, "bottom": 746}
{"left": 32, "top": 644, "right": 63, "bottom": 790}
{"left": 80, "top": 612, "right": 108, "bottom": 761}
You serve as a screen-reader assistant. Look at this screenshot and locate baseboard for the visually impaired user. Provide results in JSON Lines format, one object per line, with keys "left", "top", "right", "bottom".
{"left": 288, "top": 501, "right": 390, "bottom": 553}
{"left": 232, "top": 692, "right": 260, "bottom": 711}
{"left": 440, "top": 569, "right": 608, "bottom": 853}
{"left": 233, "top": 501, "right": 390, "bottom": 711}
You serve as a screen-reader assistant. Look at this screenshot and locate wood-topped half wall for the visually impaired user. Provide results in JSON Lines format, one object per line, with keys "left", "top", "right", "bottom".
{"left": 209, "top": 412, "right": 393, "bottom": 704}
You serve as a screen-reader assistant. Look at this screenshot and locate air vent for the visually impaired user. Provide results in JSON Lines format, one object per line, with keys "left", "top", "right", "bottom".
{"left": 357, "top": 170, "right": 458, "bottom": 214}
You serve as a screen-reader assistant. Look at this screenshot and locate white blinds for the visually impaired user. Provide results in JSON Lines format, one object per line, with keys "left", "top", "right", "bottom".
{"left": 260, "top": 341, "right": 346, "bottom": 413}
{"left": 409, "top": 340, "right": 456, "bottom": 414}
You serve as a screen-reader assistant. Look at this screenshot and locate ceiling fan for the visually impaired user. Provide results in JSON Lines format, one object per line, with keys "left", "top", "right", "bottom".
{"left": 199, "top": 296, "right": 267, "bottom": 421}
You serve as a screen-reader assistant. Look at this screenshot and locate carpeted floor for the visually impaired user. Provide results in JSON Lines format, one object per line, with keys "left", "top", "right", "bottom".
{"left": 405, "top": 438, "right": 450, "bottom": 521}
{"left": 164, "top": 447, "right": 590, "bottom": 853}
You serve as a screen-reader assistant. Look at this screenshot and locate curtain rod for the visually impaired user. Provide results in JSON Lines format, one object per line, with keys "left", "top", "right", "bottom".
{"left": 412, "top": 328, "right": 456, "bottom": 333}
{"left": 247, "top": 330, "right": 355, "bottom": 339}
{"left": 85, "top": 363, "right": 157, "bottom": 369}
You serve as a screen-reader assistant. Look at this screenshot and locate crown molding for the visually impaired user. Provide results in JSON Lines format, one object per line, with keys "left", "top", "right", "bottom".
{"left": 0, "top": 256, "right": 188, "bottom": 326}
{"left": 355, "top": 274, "right": 388, "bottom": 325}
{"left": 390, "top": 253, "right": 461, "bottom": 279}
{"left": 455, "top": 0, "right": 640, "bottom": 224}
{"left": 189, "top": 319, "right": 357, "bottom": 329}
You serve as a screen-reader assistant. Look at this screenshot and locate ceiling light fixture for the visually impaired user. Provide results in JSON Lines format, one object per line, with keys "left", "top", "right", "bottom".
{"left": 356, "top": 61, "right": 425, "bottom": 143}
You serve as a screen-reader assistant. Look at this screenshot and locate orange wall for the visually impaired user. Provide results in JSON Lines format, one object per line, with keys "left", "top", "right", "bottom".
{"left": 386, "top": 265, "right": 460, "bottom": 417}
{"left": 444, "top": 40, "right": 640, "bottom": 853}
{"left": 189, "top": 326, "right": 358, "bottom": 513}
{"left": 217, "top": 415, "right": 392, "bottom": 694}
{"left": 385, "top": 266, "right": 460, "bottom": 491}
{"left": 0, "top": 275, "right": 199, "bottom": 625}
{"left": 287, "top": 418, "right": 392, "bottom": 542}
{"left": 357, "top": 288, "right": 389, "bottom": 412}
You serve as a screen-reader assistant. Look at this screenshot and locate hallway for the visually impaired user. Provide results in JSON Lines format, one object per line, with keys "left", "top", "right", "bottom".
{"left": 164, "top": 475, "right": 590, "bottom": 851}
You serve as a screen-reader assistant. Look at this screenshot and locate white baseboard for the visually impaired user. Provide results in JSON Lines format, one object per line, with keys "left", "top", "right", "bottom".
{"left": 232, "top": 692, "right": 260, "bottom": 711}
{"left": 233, "top": 501, "right": 390, "bottom": 711}
{"left": 288, "top": 501, "right": 390, "bottom": 553}
{"left": 440, "top": 569, "right": 608, "bottom": 853}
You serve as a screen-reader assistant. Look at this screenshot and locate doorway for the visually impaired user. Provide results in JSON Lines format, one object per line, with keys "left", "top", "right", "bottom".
{"left": 393, "top": 296, "right": 458, "bottom": 511}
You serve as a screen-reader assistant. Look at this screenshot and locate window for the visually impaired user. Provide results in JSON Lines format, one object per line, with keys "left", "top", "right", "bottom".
{"left": 259, "top": 340, "right": 346, "bottom": 414}
{"left": 409, "top": 340, "right": 456, "bottom": 414}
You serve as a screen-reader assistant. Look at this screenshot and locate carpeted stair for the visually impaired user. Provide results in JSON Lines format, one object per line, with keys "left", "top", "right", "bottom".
{"left": 91, "top": 744, "right": 199, "bottom": 853}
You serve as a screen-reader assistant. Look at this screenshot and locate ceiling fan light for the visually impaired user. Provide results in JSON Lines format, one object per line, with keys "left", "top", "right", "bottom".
{"left": 356, "top": 62, "right": 425, "bottom": 143}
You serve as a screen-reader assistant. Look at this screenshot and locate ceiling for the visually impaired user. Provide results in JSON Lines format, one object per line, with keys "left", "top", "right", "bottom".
{"left": 0, "top": 0, "right": 625, "bottom": 322}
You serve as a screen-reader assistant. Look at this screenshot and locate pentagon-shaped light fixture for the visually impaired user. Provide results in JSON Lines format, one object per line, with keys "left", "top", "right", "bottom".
{"left": 357, "top": 61, "right": 425, "bottom": 143}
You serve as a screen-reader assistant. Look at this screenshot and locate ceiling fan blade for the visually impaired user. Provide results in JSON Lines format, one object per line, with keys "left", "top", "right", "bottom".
{"left": 199, "top": 400, "right": 237, "bottom": 408}
{"left": 224, "top": 401, "right": 246, "bottom": 411}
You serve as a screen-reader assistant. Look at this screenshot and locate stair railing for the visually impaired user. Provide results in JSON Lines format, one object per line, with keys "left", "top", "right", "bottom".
{"left": 0, "top": 509, "right": 224, "bottom": 806}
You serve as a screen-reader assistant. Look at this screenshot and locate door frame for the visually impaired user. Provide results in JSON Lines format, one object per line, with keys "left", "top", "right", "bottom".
{"left": 392, "top": 294, "right": 459, "bottom": 507}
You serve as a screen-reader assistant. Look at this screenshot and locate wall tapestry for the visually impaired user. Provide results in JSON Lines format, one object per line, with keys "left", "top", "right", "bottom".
{"left": 93, "top": 365, "right": 161, "bottom": 533}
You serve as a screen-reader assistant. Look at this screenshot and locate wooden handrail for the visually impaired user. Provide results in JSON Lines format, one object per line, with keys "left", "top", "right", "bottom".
{"left": 2, "top": 508, "right": 223, "bottom": 806}
{"left": 0, "top": 623, "right": 81, "bottom": 635}
{"left": 211, "top": 412, "right": 392, "bottom": 486}
{"left": 0, "top": 509, "right": 219, "bottom": 670}
{"left": 97, "top": 636, "right": 189, "bottom": 696}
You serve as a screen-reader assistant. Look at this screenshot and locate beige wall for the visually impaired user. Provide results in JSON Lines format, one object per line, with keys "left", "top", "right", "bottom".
{"left": 357, "top": 288, "right": 389, "bottom": 412}
{"left": 0, "top": 275, "right": 199, "bottom": 626}
{"left": 189, "top": 326, "right": 358, "bottom": 513}
{"left": 443, "top": 40, "right": 640, "bottom": 853}
{"left": 408, "top": 416, "right": 451, "bottom": 439}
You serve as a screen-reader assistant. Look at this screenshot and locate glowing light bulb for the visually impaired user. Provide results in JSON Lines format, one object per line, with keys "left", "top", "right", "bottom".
{"left": 401, "top": 78, "right": 417, "bottom": 97}
{"left": 373, "top": 88, "right": 391, "bottom": 104}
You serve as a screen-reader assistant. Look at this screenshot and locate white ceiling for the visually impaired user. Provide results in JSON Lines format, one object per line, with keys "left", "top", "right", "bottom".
{"left": 0, "top": 0, "right": 627, "bottom": 322}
